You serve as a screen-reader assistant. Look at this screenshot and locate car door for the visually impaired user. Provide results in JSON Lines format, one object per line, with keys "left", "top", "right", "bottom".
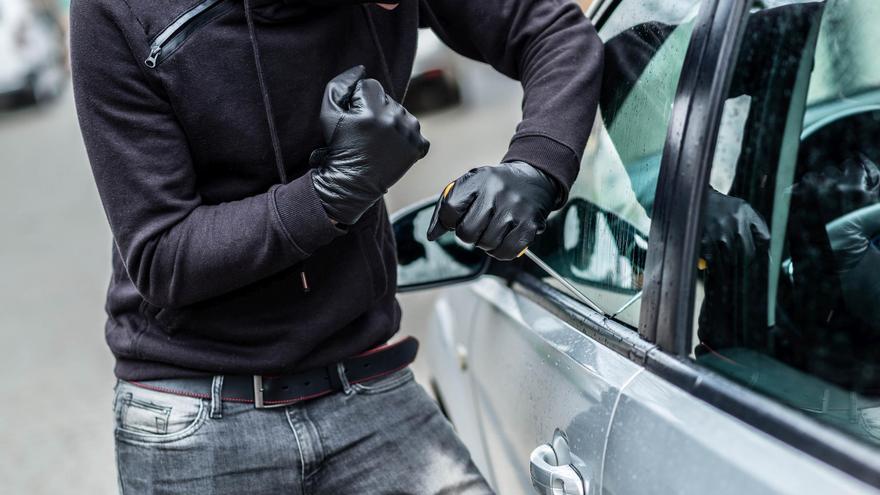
{"left": 603, "top": 0, "right": 880, "bottom": 493}
{"left": 463, "top": 1, "right": 706, "bottom": 493}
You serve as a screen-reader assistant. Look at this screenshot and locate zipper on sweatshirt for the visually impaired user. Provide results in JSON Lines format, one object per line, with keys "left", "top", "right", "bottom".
{"left": 145, "top": 0, "right": 236, "bottom": 68}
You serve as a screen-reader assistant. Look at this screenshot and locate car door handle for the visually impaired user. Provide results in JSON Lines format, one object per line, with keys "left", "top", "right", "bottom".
{"left": 529, "top": 430, "right": 589, "bottom": 495}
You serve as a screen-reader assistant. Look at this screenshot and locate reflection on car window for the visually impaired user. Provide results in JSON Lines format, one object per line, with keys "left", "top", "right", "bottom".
{"left": 692, "top": 0, "right": 880, "bottom": 448}
{"left": 531, "top": 0, "right": 702, "bottom": 327}
{"left": 395, "top": 208, "right": 485, "bottom": 288}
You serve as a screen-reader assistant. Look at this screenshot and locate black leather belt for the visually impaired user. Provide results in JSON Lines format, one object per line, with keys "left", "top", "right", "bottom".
{"left": 129, "top": 337, "right": 418, "bottom": 409}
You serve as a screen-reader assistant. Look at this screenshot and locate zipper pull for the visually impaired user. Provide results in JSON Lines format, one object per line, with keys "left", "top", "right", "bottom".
{"left": 300, "top": 271, "right": 311, "bottom": 294}
{"left": 145, "top": 46, "right": 161, "bottom": 68}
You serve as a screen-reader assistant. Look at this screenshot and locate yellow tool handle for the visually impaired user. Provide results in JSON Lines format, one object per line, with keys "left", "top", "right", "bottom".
{"left": 442, "top": 181, "right": 455, "bottom": 199}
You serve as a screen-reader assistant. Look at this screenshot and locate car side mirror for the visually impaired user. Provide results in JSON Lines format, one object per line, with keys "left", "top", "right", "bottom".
{"left": 391, "top": 198, "right": 490, "bottom": 292}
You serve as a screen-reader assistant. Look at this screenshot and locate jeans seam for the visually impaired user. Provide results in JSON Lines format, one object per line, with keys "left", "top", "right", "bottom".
{"left": 114, "top": 413, "right": 126, "bottom": 495}
{"left": 286, "top": 409, "right": 310, "bottom": 495}
{"left": 301, "top": 406, "right": 325, "bottom": 483}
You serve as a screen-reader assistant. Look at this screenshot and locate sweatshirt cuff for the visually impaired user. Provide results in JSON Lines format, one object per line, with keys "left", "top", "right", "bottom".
{"left": 503, "top": 134, "right": 581, "bottom": 206}
{"left": 271, "top": 171, "right": 347, "bottom": 257}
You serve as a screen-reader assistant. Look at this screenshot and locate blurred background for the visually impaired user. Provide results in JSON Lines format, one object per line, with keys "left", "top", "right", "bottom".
{"left": 0, "top": 0, "right": 540, "bottom": 493}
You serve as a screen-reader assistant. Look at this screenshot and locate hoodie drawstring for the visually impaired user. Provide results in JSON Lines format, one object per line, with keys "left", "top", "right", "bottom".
{"left": 360, "top": 5, "right": 398, "bottom": 101}
{"left": 244, "top": 0, "right": 311, "bottom": 292}
{"left": 244, "top": 0, "right": 288, "bottom": 185}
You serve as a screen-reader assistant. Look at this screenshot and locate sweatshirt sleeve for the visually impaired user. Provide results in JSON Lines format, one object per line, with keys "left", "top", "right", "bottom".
{"left": 419, "top": 0, "right": 603, "bottom": 201}
{"left": 70, "top": 0, "right": 344, "bottom": 309}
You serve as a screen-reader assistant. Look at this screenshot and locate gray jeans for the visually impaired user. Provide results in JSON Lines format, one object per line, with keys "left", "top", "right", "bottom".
{"left": 113, "top": 368, "right": 493, "bottom": 494}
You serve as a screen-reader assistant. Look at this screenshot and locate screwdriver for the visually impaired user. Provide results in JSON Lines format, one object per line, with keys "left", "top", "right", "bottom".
{"left": 440, "top": 181, "right": 605, "bottom": 314}
{"left": 439, "top": 182, "right": 709, "bottom": 317}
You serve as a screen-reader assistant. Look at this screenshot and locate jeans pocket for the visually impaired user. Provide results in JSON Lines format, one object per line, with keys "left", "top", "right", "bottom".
{"left": 114, "top": 381, "right": 208, "bottom": 444}
{"left": 351, "top": 367, "right": 414, "bottom": 395}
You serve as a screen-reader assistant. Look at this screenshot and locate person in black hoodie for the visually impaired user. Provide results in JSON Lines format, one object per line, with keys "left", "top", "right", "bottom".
{"left": 71, "top": 0, "right": 602, "bottom": 492}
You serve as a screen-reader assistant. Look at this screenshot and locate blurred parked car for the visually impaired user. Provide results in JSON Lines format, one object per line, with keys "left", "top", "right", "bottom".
{"left": 394, "top": 0, "right": 880, "bottom": 493}
{"left": 0, "top": 0, "right": 66, "bottom": 109}
{"left": 404, "top": 29, "right": 461, "bottom": 115}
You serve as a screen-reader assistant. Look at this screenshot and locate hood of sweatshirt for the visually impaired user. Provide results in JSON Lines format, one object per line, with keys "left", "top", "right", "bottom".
{"left": 247, "top": 0, "right": 392, "bottom": 21}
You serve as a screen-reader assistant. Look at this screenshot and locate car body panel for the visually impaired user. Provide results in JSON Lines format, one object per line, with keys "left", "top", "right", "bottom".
{"left": 462, "top": 278, "right": 641, "bottom": 494}
{"left": 422, "top": 283, "right": 492, "bottom": 477}
{"left": 427, "top": 277, "right": 879, "bottom": 494}
{"left": 604, "top": 370, "right": 876, "bottom": 494}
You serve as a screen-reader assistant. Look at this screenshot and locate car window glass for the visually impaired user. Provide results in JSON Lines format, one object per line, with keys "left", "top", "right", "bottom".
{"left": 530, "top": 0, "right": 703, "bottom": 327}
{"left": 692, "top": 0, "right": 880, "bottom": 447}
{"left": 600, "top": 0, "right": 699, "bottom": 40}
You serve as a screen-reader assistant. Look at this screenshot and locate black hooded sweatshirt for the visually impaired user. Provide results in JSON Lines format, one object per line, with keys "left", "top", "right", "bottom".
{"left": 70, "top": 0, "right": 603, "bottom": 380}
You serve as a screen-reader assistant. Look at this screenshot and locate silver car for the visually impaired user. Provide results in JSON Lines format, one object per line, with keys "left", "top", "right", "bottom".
{"left": 0, "top": 0, "right": 66, "bottom": 108}
{"left": 392, "top": 0, "right": 880, "bottom": 493}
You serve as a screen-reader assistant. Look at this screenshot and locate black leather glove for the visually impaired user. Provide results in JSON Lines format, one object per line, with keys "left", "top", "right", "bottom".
{"left": 700, "top": 188, "right": 771, "bottom": 268}
{"left": 791, "top": 154, "right": 880, "bottom": 223}
{"left": 426, "top": 161, "right": 559, "bottom": 260}
{"left": 312, "top": 66, "right": 430, "bottom": 225}
{"left": 827, "top": 204, "right": 880, "bottom": 332}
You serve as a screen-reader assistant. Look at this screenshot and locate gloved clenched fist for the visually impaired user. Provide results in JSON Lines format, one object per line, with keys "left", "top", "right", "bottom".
{"left": 791, "top": 154, "right": 880, "bottom": 223}
{"left": 312, "top": 66, "right": 430, "bottom": 225}
{"left": 700, "top": 188, "right": 770, "bottom": 268}
{"left": 426, "top": 161, "right": 559, "bottom": 260}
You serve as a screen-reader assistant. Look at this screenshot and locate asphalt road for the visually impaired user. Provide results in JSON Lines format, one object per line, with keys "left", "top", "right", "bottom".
{"left": 0, "top": 59, "right": 520, "bottom": 494}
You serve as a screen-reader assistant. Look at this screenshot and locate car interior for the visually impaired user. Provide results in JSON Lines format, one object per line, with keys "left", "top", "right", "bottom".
{"left": 693, "top": 0, "right": 880, "bottom": 446}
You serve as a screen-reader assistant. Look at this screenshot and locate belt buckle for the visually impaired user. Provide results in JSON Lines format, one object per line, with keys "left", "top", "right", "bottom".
{"left": 253, "top": 375, "right": 287, "bottom": 409}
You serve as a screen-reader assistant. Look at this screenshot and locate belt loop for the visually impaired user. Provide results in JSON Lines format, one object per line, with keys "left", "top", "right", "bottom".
{"left": 337, "top": 363, "right": 354, "bottom": 395}
{"left": 210, "top": 375, "right": 224, "bottom": 419}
